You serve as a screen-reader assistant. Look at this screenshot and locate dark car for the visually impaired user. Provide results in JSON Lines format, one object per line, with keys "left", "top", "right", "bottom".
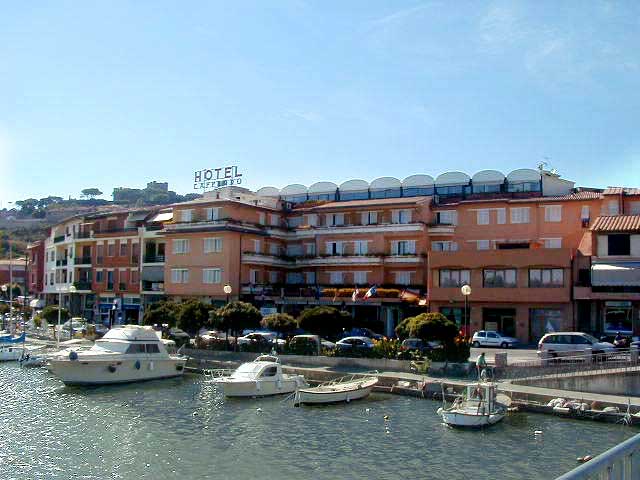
{"left": 168, "top": 328, "right": 191, "bottom": 348}
{"left": 335, "top": 336, "right": 375, "bottom": 352}
{"left": 341, "top": 328, "right": 383, "bottom": 341}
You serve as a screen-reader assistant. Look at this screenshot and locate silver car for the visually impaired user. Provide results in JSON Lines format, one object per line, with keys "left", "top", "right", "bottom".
{"left": 537, "top": 332, "right": 615, "bottom": 358}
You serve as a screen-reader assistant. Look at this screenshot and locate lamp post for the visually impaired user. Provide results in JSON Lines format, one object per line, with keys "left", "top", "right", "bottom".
{"left": 56, "top": 286, "right": 64, "bottom": 348}
{"left": 223, "top": 284, "right": 232, "bottom": 305}
{"left": 461, "top": 284, "right": 472, "bottom": 340}
{"left": 68, "top": 285, "right": 77, "bottom": 338}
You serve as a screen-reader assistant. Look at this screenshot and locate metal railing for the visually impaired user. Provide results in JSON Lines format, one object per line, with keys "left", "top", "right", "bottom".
{"left": 144, "top": 255, "right": 165, "bottom": 263}
{"left": 556, "top": 433, "right": 640, "bottom": 479}
{"left": 499, "top": 349, "right": 639, "bottom": 380}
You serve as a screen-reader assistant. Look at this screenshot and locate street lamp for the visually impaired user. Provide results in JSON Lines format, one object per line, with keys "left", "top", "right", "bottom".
{"left": 223, "top": 284, "right": 232, "bottom": 305}
{"left": 68, "top": 285, "right": 76, "bottom": 338}
{"left": 461, "top": 284, "right": 472, "bottom": 339}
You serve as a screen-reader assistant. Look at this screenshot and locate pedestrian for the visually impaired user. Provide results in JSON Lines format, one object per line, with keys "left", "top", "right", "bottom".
{"left": 476, "top": 352, "right": 487, "bottom": 380}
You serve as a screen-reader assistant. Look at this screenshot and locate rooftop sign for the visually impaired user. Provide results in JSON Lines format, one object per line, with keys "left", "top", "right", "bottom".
{"left": 194, "top": 166, "right": 243, "bottom": 191}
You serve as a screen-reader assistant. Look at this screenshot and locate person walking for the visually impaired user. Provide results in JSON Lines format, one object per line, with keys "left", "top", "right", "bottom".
{"left": 476, "top": 352, "right": 487, "bottom": 380}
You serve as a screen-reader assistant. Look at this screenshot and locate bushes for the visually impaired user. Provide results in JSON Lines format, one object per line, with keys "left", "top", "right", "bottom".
{"left": 260, "top": 313, "right": 297, "bottom": 336}
{"left": 211, "top": 301, "right": 262, "bottom": 338}
{"left": 297, "top": 306, "right": 352, "bottom": 339}
{"left": 177, "top": 300, "right": 213, "bottom": 335}
{"left": 142, "top": 300, "right": 180, "bottom": 327}
{"left": 41, "top": 305, "right": 69, "bottom": 324}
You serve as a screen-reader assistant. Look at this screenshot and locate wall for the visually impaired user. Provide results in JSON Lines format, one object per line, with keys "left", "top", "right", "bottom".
{"left": 517, "top": 371, "right": 640, "bottom": 397}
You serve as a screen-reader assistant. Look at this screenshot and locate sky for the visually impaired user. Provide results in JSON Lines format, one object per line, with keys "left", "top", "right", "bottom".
{"left": 1, "top": 0, "right": 640, "bottom": 207}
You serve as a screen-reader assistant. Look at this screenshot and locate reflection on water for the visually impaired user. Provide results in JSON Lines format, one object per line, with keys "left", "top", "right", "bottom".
{"left": 0, "top": 364, "right": 635, "bottom": 480}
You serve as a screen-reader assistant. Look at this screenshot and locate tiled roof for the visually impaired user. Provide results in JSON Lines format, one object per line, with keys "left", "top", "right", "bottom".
{"left": 511, "top": 191, "right": 603, "bottom": 203}
{"left": 603, "top": 187, "right": 640, "bottom": 195}
{"left": 591, "top": 215, "right": 640, "bottom": 232}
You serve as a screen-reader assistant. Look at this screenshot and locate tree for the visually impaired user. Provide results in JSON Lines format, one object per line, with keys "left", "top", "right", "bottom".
{"left": 297, "top": 306, "right": 352, "bottom": 339}
{"left": 260, "top": 313, "right": 298, "bottom": 336}
{"left": 406, "top": 312, "right": 458, "bottom": 345}
{"left": 0, "top": 303, "right": 9, "bottom": 315}
{"left": 41, "top": 305, "right": 69, "bottom": 324}
{"left": 142, "top": 300, "right": 180, "bottom": 327}
{"left": 176, "top": 300, "right": 212, "bottom": 334}
{"left": 211, "top": 301, "right": 261, "bottom": 346}
{"left": 81, "top": 188, "right": 103, "bottom": 199}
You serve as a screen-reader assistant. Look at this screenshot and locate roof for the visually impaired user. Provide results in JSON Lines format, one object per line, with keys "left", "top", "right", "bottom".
{"left": 603, "top": 187, "right": 640, "bottom": 196}
{"left": 293, "top": 196, "right": 431, "bottom": 211}
{"left": 445, "top": 190, "right": 602, "bottom": 206}
{"left": 591, "top": 215, "right": 640, "bottom": 233}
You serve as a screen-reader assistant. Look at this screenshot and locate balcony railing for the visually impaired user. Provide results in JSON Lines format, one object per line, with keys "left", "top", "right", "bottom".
{"left": 73, "top": 281, "right": 92, "bottom": 291}
{"left": 144, "top": 255, "right": 166, "bottom": 263}
{"left": 55, "top": 259, "right": 68, "bottom": 266}
{"left": 241, "top": 284, "right": 424, "bottom": 299}
{"left": 94, "top": 227, "right": 138, "bottom": 234}
{"left": 53, "top": 235, "right": 65, "bottom": 243}
{"left": 142, "top": 281, "right": 164, "bottom": 292}
{"left": 75, "top": 256, "right": 92, "bottom": 265}
{"left": 75, "top": 231, "right": 92, "bottom": 239}
{"left": 106, "top": 283, "right": 114, "bottom": 291}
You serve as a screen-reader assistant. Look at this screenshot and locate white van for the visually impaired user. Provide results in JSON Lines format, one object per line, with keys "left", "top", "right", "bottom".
{"left": 537, "top": 332, "right": 615, "bottom": 358}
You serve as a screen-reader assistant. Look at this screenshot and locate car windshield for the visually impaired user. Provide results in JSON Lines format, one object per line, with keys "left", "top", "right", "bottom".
{"left": 583, "top": 334, "right": 600, "bottom": 343}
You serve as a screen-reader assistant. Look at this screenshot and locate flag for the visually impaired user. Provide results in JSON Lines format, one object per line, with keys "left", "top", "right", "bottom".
{"left": 400, "top": 288, "right": 420, "bottom": 303}
{"left": 352, "top": 287, "right": 360, "bottom": 302}
{"left": 364, "top": 285, "right": 377, "bottom": 300}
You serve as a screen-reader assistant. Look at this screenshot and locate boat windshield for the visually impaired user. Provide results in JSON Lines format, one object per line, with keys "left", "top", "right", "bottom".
{"left": 230, "top": 362, "right": 263, "bottom": 379}
{"left": 93, "top": 340, "right": 128, "bottom": 353}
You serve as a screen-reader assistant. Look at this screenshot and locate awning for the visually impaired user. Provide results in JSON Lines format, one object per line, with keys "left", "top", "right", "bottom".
{"left": 150, "top": 212, "right": 172, "bottom": 222}
{"left": 591, "top": 262, "right": 640, "bottom": 286}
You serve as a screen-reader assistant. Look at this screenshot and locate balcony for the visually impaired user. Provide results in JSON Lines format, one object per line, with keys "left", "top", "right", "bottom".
{"left": 75, "top": 256, "right": 92, "bottom": 266}
{"left": 53, "top": 235, "right": 65, "bottom": 243}
{"left": 428, "top": 248, "right": 573, "bottom": 270}
{"left": 73, "top": 281, "right": 92, "bottom": 291}
{"left": 55, "top": 259, "right": 68, "bottom": 267}
{"left": 144, "top": 255, "right": 165, "bottom": 264}
{"left": 142, "top": 281, "right": 164, "bottom": 293}
{"left": 75, "top": 231, "right": 92, "bottom": 239}
{"left": 94, "top": 227, "right": 138, "bottom": 235}
{"left": 240, "top": 283, "right": 424, "bottom": 300}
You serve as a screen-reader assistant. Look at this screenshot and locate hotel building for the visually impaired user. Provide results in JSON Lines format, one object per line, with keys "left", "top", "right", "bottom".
{"left": 28, "top": 168, "right": 640, "bottom": 342}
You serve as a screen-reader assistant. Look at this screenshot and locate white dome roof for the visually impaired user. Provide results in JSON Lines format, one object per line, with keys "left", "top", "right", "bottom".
{"left": 339, "top": 179, "right": 369, "bottom": 192}
{"left": 256, "top": 186, "right": 281, "bottom": 197}
{"left": 472, "top": 170, "right": 505, "bottom": 185}
{"left": 280, "top": 184, "right": 307, "bottom": 196}
{"left": 308, "top": 181, "right": 338, "bottom": 194}
{"left": 370, "top": 177, "right": 401, "bottom": 190}
{"left": 402, "top": 174, "right": 435, "bottom": 187}
{"left": 507, "top": 168, "right": 540, "bottom": 183}
{"left": 435, "top": 171, "right": 471, "bottom": 186}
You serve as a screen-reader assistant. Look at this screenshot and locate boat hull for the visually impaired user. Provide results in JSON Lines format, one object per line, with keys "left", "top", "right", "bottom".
{"left": 47, "top": 357, "right": 187, "bottom": 385}
{"left": 0, "top": 347, "right": 24, "bottom": 362}
{"left": 439, "top": 410, "right": 505, "bottom": 428}
{"left": 220, "top": 377, "right": 304, "bottom": 397}
{"left": 294, "top": 378, "right": 378, "bottom": 405}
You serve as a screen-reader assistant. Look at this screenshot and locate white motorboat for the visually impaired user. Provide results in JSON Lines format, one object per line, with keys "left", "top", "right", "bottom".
{"left": 216, "top": 355, "right": 307, "bottom": 397}
{"left": 294, "top": 374, "right": 379, "bottom": 406}
{"left": 0, "top": 344, "right": 25, "bottom": 362}
{"left": 47, "top": 325, "right": 187, "bottom": 385}
{"left": 437, "top": 382, "right": 507, "bottom": 428}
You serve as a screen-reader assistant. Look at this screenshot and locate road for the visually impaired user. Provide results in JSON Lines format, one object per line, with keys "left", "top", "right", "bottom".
{"left": 469, "top": 346, "right": 539, "bottom": 365}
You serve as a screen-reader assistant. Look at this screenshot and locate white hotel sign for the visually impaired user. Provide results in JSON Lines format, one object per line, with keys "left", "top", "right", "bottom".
{"left": 194, "top": 166, "right": 243, "bottom": 190}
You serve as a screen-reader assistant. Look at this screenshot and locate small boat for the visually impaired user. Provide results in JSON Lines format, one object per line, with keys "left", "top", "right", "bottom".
{"left": 0, "top": 332, "right": 26, "bottom": 344}
{"left": 294, "top": 374, "right": 379, "bottom": 406}
{"left": 0, "top": 344, "right": 25, "bottom": 362}
{"left": 437, "top": 382, "right": 507, "bottom": 428}
{"left": 47, "top": 325, "right": 187, "bottom": 385}
{"left": 216, "top": 355, "right": 307, "bottom": 397}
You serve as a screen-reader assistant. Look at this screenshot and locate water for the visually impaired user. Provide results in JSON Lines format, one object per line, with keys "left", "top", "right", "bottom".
{"left": 0, "top": 364, "right": 635, "bottom": 480}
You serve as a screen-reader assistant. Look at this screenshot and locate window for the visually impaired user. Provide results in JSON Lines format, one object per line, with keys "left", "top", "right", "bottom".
{"left": 395, "top": 271, "right": 411, "bottom": 285}
{"left": 353, "top": 271, "right": 368, "bottom": 284}
{"left": 119, "top": 242, "right": 128, "bottom": 256}
{"left": 258, "top": 212, "right": 266, "bottom": 225}
{"left": 253, "top": 239, "right": 261, "bottom": 253}
{"left": 286, "top": 244, "right": 303, "bottom": 257}
{"left": 435, "top": 211, "right": 457, "bottom": 225}
{"left": 353, "top": 240, "right": 368, "bottom": 255}
{"left": 544, "top": 205, "right": 562, "bottom": 222}
{"left": 131, "top": 269, "right": 139, "bottom": 284}
{"left": 205, "top": 207, "right": 220, "bottom": 221}
{"left": 581, "top": 205, "right": 591, "bottom": 221}
{"left": 107, "top": 243, "right": 115, "bottom": 257}
{"left": 326, "top": 242, "right": 344, "bottom": 255}
{"left": 483, "top": 269, "right": 517, "bottom": 287}
{"left": 439, "top": 269, "right": 470, "bottom": 287}
{"left": 286, "top": 272, "right": 303, "bottom": 284}
{"left": 305, "top": 271, "right": 316, "bottom": 285}
{"left": 433, "top": 241, "right": 458, "bottom": 252}
{"left": 543, "top": 238, "right": 562, "bottom": 249}
{"left": 269, "top": 243, "right": 279, "bottom": 255}
{"left": 204, "top": 238, "right": 223, "bottom": 253}
{"left": 305, "top": 243, "right": 316, "bottom": 256}
{"left": 361, "top": 211, "right": 378, "bottom": 225}
{"left": 305, "top": 214, "right": 318, "bottom": 227}
{"left": 171, "top": 269, "right": 189, "bottom": 283}
{"left": 172, "top": 239, "right": 189, "bottom": 254}
{"left": 604, "top": 301, "right": 633, "bottom": 334}
{"left": 392, "top": 240, "right": 416, "bottom": 255}
{"left": 329, "top": 272, "right": 343, "bottom": 284}
{"left": 203, "top": 268, "right": 222, "bottom": 284}
{"left": 392, "top": 209, "right": 412, "bottom": 224}
{"left": 477, "top": 209, "right": 490, "bottom": 225}
{"left": 327, "top": 213, "right": 344, "bottom": 226}
{"left": 269, "top": 271, "right": 279, "bottom": 284}
{"left": 269, "top": 214, "right": 280, "bottom": 227}
{"left": 95, "top": 271, "right": 103, "bottom": 282}
{"left": 529, "top": 268, "right": 564, "bottom": 287}
{"left": 608, "top": 200, "right": 619, "bottom": 216}
{"left": 631, "top": 202, "right": 640, "bottom": 215}
{"left": 608, "top": 234, "right": 630, "bottom": 255}
{"left": 250, "top": 269, "right": 259, "bottom": 284}
{"left": 146, "top": 344, "right": 160, "bottom": 354}
{"left": 496, "top": 208, "right": 506, "bottom": 225}
{"left": 510, "top": 207, "right": 530, "bottom": 224}
{"left": 476, "top": 240, "right": 490, "bottom": 251}
{"left": 180, "top": 210, "right": 193, "bottom": 222}
{"left": 288, "top": 216, "right": 303, "bottom": 228}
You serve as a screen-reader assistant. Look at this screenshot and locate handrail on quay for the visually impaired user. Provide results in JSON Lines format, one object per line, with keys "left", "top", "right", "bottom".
{"left": 555, "top": 433, "right": 640, "bottom": 480}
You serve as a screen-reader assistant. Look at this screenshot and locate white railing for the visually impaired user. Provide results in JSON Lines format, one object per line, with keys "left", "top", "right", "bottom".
{"left": 556, "top": 433, "right": 640, "bottom": 479}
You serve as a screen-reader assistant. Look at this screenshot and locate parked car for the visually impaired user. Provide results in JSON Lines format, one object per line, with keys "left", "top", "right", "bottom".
{"left": 340, "top": 328, "right": 383, "bottom": 340}
{"left": 471, "top": 331, "right": 519, "bottom": 348}
{"left": 289, "top": 335, "right": 335, "bottom": 354}
{"left": 537, "top": 332, "right": 615, "bottom": 358}
{"left": 335, "top": 336, "right": 375, "bottom": 352}
{"left": 168, "top": 328, "right": 191, "bottom": 348}
{"left": 86, "top": 323, "right": 108, "bottom": 338}
{"left": 237, "top": 332, "right": 285, "bottom": 346}
{"left": 61, "top": 318, "right": 87, "bottom": 334}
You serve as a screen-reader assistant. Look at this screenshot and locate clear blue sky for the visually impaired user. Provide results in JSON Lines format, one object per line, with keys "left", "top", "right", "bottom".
{"left": 1, "top": 1, "right": 639, "bottom": 207}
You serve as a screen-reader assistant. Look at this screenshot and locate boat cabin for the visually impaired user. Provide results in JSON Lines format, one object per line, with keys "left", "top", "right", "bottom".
{"left": 230, "top": 360, "right": 283, "bottom": 380}
{"left": 91, "top": 325, "right": 169, "bottom": 355}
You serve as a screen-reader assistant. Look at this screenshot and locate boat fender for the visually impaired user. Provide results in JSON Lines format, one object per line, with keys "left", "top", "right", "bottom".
{"left": 135, "top": 360, "right": 141, "bottom": 370}
{"left": 436, "top": 407, "right": 443, "bottom": 416}
{"left": 108, "top": 365, "right": 117, "bottom": 373}
{"left": 69, "top": 350, "right": 78, "bottom": 361}
{"left": 176, "top": 365, "right": 183, "bottom": 371}
{"left": 149, "top": 361, "right": 154, "bottom": 371}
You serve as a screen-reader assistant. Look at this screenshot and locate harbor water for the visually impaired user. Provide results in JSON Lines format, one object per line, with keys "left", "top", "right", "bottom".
{"left": 0, "top": 364, "right": 634, "bottom": 480}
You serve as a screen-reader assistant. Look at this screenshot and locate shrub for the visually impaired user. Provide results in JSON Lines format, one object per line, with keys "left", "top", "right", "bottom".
{"left": 211, "top": 301, "right": 262, "bottom": 338}
{"left": 297, "top": 306, "right": 353, "bottom": 339}
{"left": 260, "top": 313, "right": 298, "bottom": 335}
{"left": 0, "top": 303, "right": 8, "bottom": 315}
{"left": 371, "top": 338, "right": 401, "bottom": 359}
{"left": 41, "top": 305, "right": 69, "bottom": 324}
{"left": 176, "top": 300, "right": 213, "bottom": 335}
{"left": 143, "top": 300, "right": 180, "bottom": 327}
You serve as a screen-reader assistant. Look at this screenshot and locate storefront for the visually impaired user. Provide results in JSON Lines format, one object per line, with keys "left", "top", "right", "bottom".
{"left": 602, "top": 301, "right": 635, "bottom": 335}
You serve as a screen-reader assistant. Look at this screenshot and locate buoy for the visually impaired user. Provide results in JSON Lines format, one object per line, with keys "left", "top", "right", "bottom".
{"left": 256, "top": 408, "right": 263, "bottom": 413}
{"left": 534, "top": 430, "right": 543, "bottom": 435}
{"left": 135, "top": 360, "right": 141, "bottom": 370}
{"left": 192, "top": 412, "right": 198, "bottom": 416}
{"left": 383, "top": 415, "right": 390, "bottom": 421}
{"left": 69, "top": 351, "right": 78, "bottom": 361}
{"left": 108, "top": 365, "right": 117, "bottom": 373}
{"left": 365, "top": 408, "right": 370, "bottom": 413}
